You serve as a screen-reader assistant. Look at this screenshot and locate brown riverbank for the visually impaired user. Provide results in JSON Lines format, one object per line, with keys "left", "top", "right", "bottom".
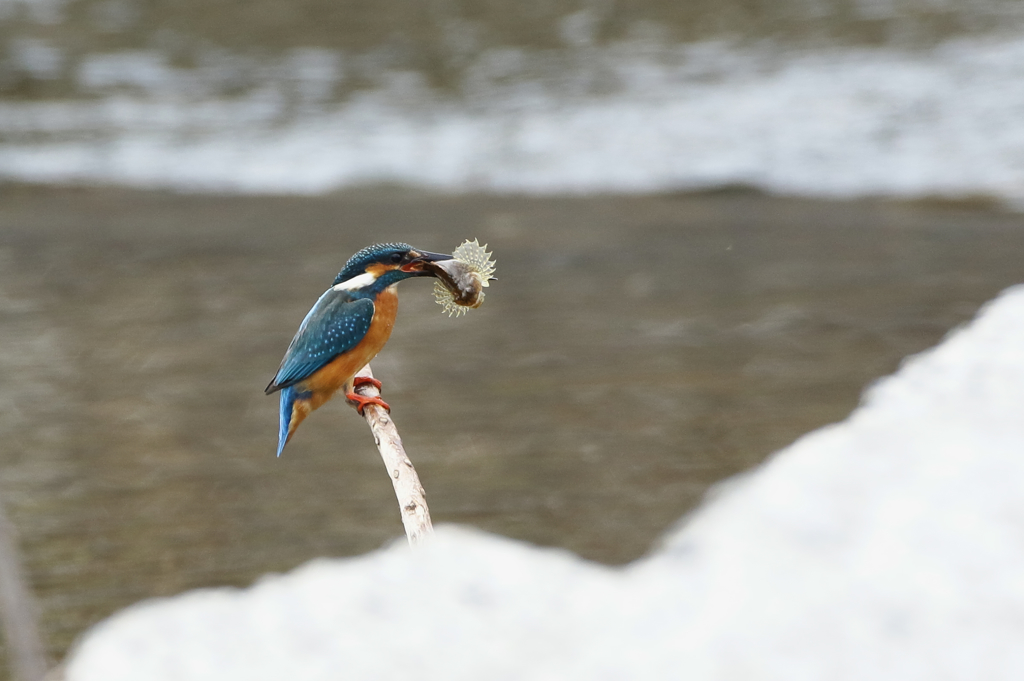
{"left": 0, "top": 185, "right": 1022, "bottom": 665}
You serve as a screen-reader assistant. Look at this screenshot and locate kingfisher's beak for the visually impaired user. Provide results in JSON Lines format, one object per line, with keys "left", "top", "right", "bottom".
{"left": 401, "top": 250, "right": 453, "bottom": 275}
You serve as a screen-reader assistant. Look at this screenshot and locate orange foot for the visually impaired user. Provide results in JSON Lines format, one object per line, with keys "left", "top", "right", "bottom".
{"left": 352, "top": 376, "right": 383, "bottom": 391}
{"left": 345, "top": 393, "right": 390, "bottom": 415}
{"left": 347, "top": 375, "right": 389, "bottom": 415}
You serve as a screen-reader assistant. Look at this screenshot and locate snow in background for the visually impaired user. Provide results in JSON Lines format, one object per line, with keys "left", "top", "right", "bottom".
{"left": 61, "top": 284, "right": 1024, "bottom": 680}
{"left": 3, "top": 35, "right": 1024, "bottom": 201}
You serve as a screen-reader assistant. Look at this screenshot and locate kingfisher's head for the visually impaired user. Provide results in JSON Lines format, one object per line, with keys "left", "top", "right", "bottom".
{"left": 332, "top": 242, "right": 452, "bottom": 294}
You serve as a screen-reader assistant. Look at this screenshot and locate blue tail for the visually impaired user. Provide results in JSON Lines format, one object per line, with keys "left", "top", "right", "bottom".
{"left": 277, "top": 386, "right": 297, "bottom": 457}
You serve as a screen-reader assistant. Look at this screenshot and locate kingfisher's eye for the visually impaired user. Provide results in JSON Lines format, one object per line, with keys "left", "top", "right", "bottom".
{"left": 390, "top": 253, "right": 403, "bottom": 264}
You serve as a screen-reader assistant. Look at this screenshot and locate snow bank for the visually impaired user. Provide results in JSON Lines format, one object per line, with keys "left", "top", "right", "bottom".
{"left": 63, "top": 285, "right": 1024, "bottom": 680}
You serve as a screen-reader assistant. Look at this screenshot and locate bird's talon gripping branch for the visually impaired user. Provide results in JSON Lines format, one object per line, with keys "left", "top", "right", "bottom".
{"left": 352, "top": 375, "right": 383, "bottom": 392}
{"left": 345, "top": 392, "right": 391, "bottom": 416}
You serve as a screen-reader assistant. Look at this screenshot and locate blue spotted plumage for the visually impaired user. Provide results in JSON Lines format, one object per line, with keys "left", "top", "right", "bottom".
{"left": 270, "top": 291, "right": 374, "bottom": 390}
{"left": 267, "top": 243, "right": 452, "bottom": 456}
{"left": 332, "top": 242, "right": 417, "bottom": 286}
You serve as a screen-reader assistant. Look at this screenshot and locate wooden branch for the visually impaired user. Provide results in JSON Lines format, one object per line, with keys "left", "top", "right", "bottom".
{"left": 0, "top": 493, "right": 49, "bottom": 681}
{"left": 352, "top": 365, "right": 433, "bottom": 546}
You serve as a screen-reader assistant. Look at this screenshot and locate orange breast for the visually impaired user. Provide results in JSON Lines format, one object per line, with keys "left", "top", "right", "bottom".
{"left": 298, "top": 287, "right": 399, "bottom": 410}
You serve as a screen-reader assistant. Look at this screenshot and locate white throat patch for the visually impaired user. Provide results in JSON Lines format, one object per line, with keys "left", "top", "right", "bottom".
{"left": 333, "top": 271, "right": 378, "bottom": 292}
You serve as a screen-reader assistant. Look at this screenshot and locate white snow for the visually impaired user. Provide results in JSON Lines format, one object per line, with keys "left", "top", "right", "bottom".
{"left": 61, "top": 284, "right": 1024, "bottom": 680}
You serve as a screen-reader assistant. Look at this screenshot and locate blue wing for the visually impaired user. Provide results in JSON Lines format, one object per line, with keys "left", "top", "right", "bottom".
{"left": 266, "top": 289, "right": 375, "bottom": 393}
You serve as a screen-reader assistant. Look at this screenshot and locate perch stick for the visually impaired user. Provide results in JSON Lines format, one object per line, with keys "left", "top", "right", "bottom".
{"left": 352, "top": 365, "right": 433, "bottom": 546}
{"left": 0, "top": 493, "right": 48, "bottom": 681}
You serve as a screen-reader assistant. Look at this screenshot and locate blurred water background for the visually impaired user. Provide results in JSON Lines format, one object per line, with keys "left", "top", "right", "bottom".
{"left": 3, "top": 0, "right": 1024, "bottom": 676}
{"left": 2, "top": 0, "right": 1024, "bottom": 197}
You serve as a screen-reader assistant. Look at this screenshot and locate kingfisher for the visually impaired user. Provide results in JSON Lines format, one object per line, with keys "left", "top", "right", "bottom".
{"left": 266, "top": 242, "right": 452, "bottom": 457}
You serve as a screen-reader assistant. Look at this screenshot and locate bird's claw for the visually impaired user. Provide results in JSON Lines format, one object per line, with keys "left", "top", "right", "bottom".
{"left": 352, "top": 376, "right": 383, "bottom": 391}
{"left": 345, "top": 392, "right": 390, "bottom": 416}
